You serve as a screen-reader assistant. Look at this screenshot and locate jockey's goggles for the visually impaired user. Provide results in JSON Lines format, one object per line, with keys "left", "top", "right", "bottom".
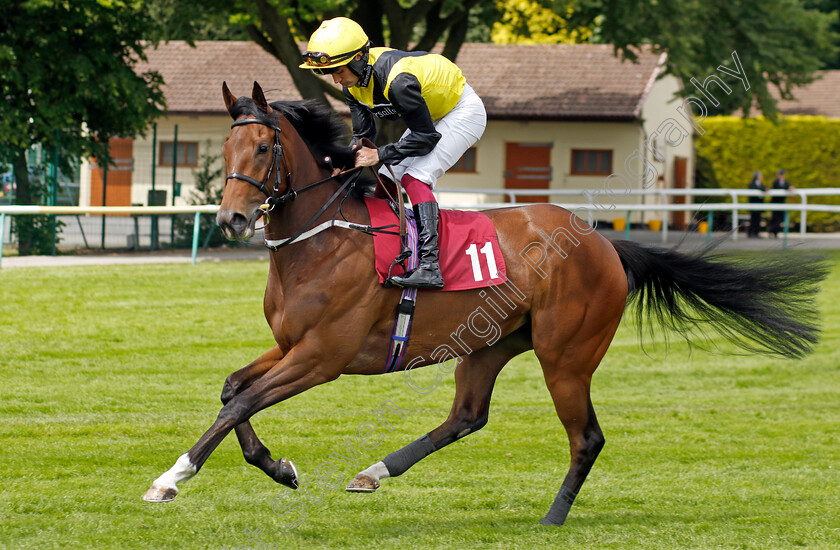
{"left": 301, "top": 48, "right": 363, "bottom": 74}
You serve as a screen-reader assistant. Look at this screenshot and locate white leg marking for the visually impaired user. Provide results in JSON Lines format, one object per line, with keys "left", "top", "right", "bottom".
{"left": 346, "top": 461, "right": 390, "bottom": 492}
{"left": 154, "top": 453, "right": 197, "bottom": 487}
{"left": 143, "top": 453, "right": 197, "bottom": 502}
{"left": 358, "top": 461, "right": 391, "bottom": 482}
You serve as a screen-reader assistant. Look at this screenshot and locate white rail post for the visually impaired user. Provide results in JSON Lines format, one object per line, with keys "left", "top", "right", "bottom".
{"left": 799, "top": 192, "right": 807, "bottom": 236}
{"left": 730, "top": 190, "right": 739, "bottom": 240}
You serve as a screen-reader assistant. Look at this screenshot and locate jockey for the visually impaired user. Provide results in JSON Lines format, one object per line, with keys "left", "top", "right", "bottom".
{"left": 299, "top": 17, "right": 487, "bottom": 290}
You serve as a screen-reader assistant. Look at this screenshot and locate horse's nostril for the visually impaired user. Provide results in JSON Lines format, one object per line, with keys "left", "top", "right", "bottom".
{"left": 217, "top": 210, "right": 250, "bottom": 238}
{"left": 229, "top": 213, "right": 248, "bottom": 232}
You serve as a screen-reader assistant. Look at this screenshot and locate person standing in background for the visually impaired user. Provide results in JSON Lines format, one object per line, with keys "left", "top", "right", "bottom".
{"left": 746, "top": 171, "right": 767, "bottom": 238}
{"left": 769, "top": 169, "right": 795, "bottom": 238}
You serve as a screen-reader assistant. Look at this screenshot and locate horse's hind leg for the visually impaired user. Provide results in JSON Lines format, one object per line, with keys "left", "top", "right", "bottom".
{"left": 347, "top": 330, "right": 530, "bottom": 492}
{"left": 539, "top": 374, "right": 604, "bottom": 525}
{"left": 222, "top": 346, "right": 298, "bottom": 489}
{"left": 532, "top": 315, "right": 618, "bottom": 525}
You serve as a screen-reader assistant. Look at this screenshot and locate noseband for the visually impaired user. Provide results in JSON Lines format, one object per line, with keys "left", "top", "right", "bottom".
{"left": 225, "top": 117, "right": 295, "bottom": 207}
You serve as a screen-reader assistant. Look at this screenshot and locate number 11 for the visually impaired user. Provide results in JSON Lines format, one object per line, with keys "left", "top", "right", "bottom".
{"left": 466, "top": 241, "right": 499, "bottom": 282}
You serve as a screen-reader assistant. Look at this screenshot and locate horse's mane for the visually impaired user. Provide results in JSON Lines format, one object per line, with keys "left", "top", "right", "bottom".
{"left": 228, "top": 97, "right": 375, "bottom": 196}
{"left": 229, "top": 96, "right": 367, "bottom": 168}
{"left": 271, "top": 100, "right": 358, "bottom": 170}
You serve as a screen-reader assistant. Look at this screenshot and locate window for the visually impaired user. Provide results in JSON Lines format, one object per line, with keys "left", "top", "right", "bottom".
{"left": 448, "top": 148, "right": 477, "bottom": 173}
{"left": 159, "top": 142, "right": 198, "bottom": 167}
{"left": 571, "top": 149, "right": 612, "bottom": 175}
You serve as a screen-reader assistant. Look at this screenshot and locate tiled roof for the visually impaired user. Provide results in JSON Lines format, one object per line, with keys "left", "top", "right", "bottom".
{"left": 458, "top": 43, "right": 665, "bottom": 121}
{"left": 138, "top": 41, "right": 665, "bottom": 121}
{"left": 775, "top": 71, "right": 840, "bottom": 118}
{"left": 137, "top": 41, "right": 345, "bottom": 115}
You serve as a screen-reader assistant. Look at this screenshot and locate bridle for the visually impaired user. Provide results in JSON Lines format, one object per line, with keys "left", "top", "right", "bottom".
{"left": 224, "top": 114, "right": 374, "bottom": 249}
{"left": 225, "top": 117, "right": 295, "bottom": 207}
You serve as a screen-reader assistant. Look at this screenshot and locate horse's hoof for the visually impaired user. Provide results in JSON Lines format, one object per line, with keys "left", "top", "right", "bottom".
{"left": 142, "top": 483, "right": 178, "bottom": 502}
{"left": 345, "top": 473, "right": 380, "bottom": 492}
{"left": 275, "top": 458, "right": 299, "bottom": 490}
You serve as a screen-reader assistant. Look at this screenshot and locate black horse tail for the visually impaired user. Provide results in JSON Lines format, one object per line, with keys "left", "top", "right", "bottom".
{"left": 610, "top": 239, "right": 829, "bottom": 358}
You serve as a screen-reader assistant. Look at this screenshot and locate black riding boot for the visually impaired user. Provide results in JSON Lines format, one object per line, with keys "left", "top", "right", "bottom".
{"left": 389, "top": 202, "right": 444, "bottom": 290}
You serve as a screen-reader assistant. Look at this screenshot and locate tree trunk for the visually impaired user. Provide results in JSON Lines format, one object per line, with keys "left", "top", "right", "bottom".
{"left": 250, "top": 0, "right": 342, "bottom": 105}
{"left": 442, "top": 12, "right": 469, "bottom": 62}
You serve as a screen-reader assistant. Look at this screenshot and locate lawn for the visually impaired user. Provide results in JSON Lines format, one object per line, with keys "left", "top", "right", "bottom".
{"left": 1, "top": 251, "right": 838, "bottom": 549}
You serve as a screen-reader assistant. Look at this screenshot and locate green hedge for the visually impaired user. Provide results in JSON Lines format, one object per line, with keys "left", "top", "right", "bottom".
{"left": 696, "top": 116, "right": 840, "bottom": 232}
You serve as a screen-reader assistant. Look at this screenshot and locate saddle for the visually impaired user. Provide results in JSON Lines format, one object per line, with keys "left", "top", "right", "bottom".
{"left": 363, "top": 195, "right": 507, "bottom": 292}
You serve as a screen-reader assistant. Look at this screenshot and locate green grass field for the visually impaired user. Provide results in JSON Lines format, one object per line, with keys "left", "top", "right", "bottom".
{"left": 1, "top": 251, "right": 839, "bottom": 549}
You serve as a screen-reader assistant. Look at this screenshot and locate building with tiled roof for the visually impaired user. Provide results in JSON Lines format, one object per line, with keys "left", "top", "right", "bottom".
{"left": 774, "top": 71, "right": 840, "bottom": 118}
{"left": 81, "top": 41, "right": 695, "bottom": 227}
{"left": 136, "top": 41, "right": 666, "bottom": 121}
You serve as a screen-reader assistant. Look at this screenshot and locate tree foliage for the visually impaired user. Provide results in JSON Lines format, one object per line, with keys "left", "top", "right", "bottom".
{"left": 564, "top": 0, "right": 838, "bottom": 118}
{"left": 157, "top": 0, "right": 837, "bottom": 121}
{"left": 805, "top": 0, "right": 840, "bottom": 69}
{"left": 491, "top": 0, "right": 591, "bottom": 44}
{"left": 0, "top": 0, "right": 166, "bottom": 254}
{"left": 153, "top": 0, "right": 492, "bottom": 106}
{"left": 8, "top": 164, "right": 64, "bottom": 255}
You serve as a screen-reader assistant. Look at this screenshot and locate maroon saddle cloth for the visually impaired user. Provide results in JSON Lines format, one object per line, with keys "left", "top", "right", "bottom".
{"left": 363, "top": 196, "right": 507, "bottom": 291}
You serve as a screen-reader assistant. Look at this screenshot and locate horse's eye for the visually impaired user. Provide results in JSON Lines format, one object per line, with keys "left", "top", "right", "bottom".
{"left": 258, "top": 144, "right": 269, "bottom": 154}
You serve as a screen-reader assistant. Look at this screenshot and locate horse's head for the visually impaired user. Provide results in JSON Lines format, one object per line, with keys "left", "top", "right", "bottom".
{"left": 218, "top": 82, "right": 368, "bottom": 241}
{"left": 217, "top": 81, "right": 289, "bottom": 241}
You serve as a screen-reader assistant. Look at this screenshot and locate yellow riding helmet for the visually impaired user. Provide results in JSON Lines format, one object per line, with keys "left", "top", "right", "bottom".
{"left": 299, "top": 17, "right": 370, "bottom": 71}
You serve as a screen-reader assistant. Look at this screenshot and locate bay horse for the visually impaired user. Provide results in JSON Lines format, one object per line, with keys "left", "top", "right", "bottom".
{"left": 143, "top": 82, "right": 826, "bottom": 526}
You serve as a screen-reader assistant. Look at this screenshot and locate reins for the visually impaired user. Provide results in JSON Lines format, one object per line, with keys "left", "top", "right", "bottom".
{"left": 226, "top": 116, "right": 408, "bottom": 251}
{"left": 358, "top": 138, "right": 407, "bottom": 241}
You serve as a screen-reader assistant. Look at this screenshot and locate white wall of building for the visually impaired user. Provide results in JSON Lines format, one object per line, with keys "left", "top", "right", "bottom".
{"left": 130, "top": 115, "right": 230, "bottom": 207}
{"left": 638, "top": 75, "right": 696, "bottom": 224}
{"left": 439, "top": 119, "right": 644, "bottom": 224}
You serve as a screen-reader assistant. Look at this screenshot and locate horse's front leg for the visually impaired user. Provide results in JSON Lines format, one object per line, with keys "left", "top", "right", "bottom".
{"left": 143, "top": 345, "right": 343, "bottom": 502}
{"left": 232, "top": 421, "right": 298, "bottom": 489}
{"left": 219, "top": 346, "right": 298, "bottom": 490}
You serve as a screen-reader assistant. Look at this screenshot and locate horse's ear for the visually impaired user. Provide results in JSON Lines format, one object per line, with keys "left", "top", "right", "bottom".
{"left": 222, "top": 81, "right": 236, "bottom": 115}
{"left": 252, "top": 81, "right": 269, "bottom": 114}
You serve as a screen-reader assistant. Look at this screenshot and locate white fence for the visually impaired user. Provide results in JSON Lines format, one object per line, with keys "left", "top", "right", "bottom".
{"left": 0, "top": 206, "right": 217, "bottom": 269}
{"left": 2, "top": 188, "right": 840, "bottom": 269}
{"left": 434, "top": 186, "right": 840, "bottom": 241}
